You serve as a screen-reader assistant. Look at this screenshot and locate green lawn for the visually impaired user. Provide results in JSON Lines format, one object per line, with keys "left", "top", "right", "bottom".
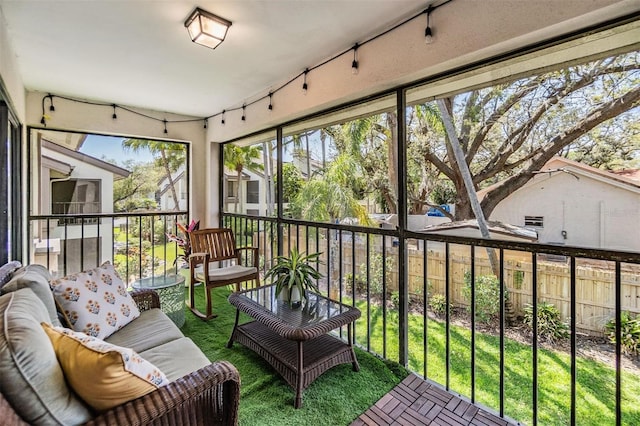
{"left": 352, "top": 300, "right": 640, "bottom": 425}
{"left": 181, "top": 286, "right": 407, "bottom": 426}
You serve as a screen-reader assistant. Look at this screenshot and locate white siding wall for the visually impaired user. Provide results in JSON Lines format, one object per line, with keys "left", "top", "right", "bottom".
{"left": 489, "top": 172, "right": 640, "bottom": 251}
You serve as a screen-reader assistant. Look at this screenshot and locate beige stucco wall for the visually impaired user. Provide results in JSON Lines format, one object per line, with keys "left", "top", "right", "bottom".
{"left": 0, "top": 5, "right": 25, "bottom": 120}
{"left": 489, "top": 172, "right": 640, "bottom": 251}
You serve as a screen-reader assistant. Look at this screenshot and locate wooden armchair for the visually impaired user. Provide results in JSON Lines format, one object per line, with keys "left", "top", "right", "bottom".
{"left": 188, "top": 228, "right": 260, "bottom": 320}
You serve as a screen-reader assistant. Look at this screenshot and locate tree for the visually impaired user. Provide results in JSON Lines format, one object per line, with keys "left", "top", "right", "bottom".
{"left": 113, "top": 161, "right": 162, "bottom": 212}
{"left": 122, "top": 139, "right": 186, "bottom": 211}
{"left": 223, "top": 144, "right": 264, "bottom": 213}
{"left": 280, "top": 163, "right": 304, "bottom": 203}
{"left": 410, "top": 50, "right": 640, "bottom": 220}
{"left": 290, "top": 153, "right": 371, "bottom": 225}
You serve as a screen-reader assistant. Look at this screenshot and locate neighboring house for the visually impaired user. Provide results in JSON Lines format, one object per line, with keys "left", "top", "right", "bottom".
{"left": 224, "top": 167, "right": 267, "bottom": 216}
{"left": 36, "top": 138, "right": 130, "bottom": 275}
{"left": 157, "top": 164, "right": 187, "bottom": 211}
{"left": 478, "top": 157, "right": 640, "bottom": 251}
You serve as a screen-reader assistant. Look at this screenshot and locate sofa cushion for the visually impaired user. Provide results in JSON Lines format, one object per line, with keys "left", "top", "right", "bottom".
{"left": 0, "top": 261, "right": 21, "bottom": 289}
{"left": 0, "top": 289, "right": 91, "bottom": 425}
{"left": 1, "top": 264, "right": 61, "bottom": 326}
{"left": 43, "top": 323, "right": 170, "bottom": 412}
{"left": 139, "top": 337, "right": 211, "bottom": 381}
{"left": 49, "top": 261, "right": 140, "bottom": 339}
{"left": 105, "top": 307, "right": 184, "bottom": 353}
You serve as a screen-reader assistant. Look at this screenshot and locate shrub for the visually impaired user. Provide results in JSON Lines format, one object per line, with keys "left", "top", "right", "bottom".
{"left": 390, "top": 291, "right": 400, "bottom": 310}
{"left": 428, "top": 293, "right": 450, "bottom": 317}
{"left": 523, "top": 301, "right": 569, "bottom": 343}
{"left": 462, "top": 272, "right": 505, "bottom": 323}
{"left": 604, "top": 311, "right": 640, "bottom": 355}
{"left": 356, "top": 253, "right": 395, "bottom": 298}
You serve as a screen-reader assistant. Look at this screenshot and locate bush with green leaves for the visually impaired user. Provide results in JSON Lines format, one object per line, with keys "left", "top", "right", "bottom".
{"left": 462, "top": 272, "right": 505, "bottom": 323}
{"left": 523, "top": 301, "right": 569, "bottom": 343}
{"left": 428, "top": 293, "right": 450, "bottom": 317}
{"left": 604, "top": 311, "right": 640, "bottom": 355}
{"left": 356, "top": 253, "right": 395, "bottom": 298}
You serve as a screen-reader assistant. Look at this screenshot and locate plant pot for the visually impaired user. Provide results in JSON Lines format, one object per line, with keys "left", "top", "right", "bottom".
{"left": 278, "top": 286, "right": 303, "bottom": 309}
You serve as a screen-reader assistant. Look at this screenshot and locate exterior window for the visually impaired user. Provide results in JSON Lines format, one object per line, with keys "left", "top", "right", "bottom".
{"left": 246, "top": 209, "right": 259, "bottom": 216}
{"left": 246, "top": 181, "right": 259, "bottom": 204}
{"left": 524, "top": 216, "right": 544, "bottom": 227}
{"left": 52, "top": 179, "right": 101, "bottom": 214}
{"left": 227, "top": 181, "right": 237, "bottom": 198}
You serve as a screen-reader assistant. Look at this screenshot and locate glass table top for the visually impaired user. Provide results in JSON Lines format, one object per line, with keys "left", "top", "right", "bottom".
{"left": 234, "top": 284, "right": 359, "bottom": 328}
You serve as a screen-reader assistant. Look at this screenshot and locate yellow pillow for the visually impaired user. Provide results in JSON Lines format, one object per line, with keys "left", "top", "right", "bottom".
{"left": 42, "top": 323, "right": 169, "bottom": 411}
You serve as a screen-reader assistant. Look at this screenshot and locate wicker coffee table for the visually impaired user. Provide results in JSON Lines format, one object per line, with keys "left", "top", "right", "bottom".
{"left": 227, "top": 285, "right": 361, "bottom": 408}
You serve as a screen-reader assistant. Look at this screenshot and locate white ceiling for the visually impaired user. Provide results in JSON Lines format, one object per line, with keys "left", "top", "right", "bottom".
{"left": 0, "top": 0, "right": 428, "bottom": 118}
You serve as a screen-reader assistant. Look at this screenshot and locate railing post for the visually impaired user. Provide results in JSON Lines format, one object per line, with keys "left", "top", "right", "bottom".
{"left": 396, "top": 88, "right": 408, "bottom": 367}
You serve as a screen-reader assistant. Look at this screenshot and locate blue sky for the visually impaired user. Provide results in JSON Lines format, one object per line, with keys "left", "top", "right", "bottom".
{"left": 79, "top": 134, "right": 154, "bottom": 165}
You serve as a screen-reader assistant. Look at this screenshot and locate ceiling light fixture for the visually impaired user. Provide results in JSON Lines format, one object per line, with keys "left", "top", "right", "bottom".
{"left": 268, "top": 92, "right": 273, "bottom": 110}
{"left": 241, "top": 104, "right": 246, "bottom": 121}
{"left": 185, "top": 7, "right": 232, "bottom": 50}
{"left": 221, "top": 110, "right": 226, "bottom": 125}
{"left": 112, "top": 104, "right": 117, "bottom": 120}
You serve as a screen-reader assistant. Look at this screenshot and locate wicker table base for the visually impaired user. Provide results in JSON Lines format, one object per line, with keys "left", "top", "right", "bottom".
{"left": 232, "top": 321, "right": 359, "bottom": 407}
{"left": 227, "top": 285, "right": 361, "bottom": 408}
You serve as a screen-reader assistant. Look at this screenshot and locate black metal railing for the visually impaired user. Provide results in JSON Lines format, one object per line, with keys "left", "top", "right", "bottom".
{"left": 28, "top": 211, "right": 188, "bottom": 281}
{"left": 223, "top": 211, "right": 640, "bottom": 426}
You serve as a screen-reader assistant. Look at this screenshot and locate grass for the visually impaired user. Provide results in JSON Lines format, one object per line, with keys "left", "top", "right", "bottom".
{"left": 351, "top": 299, "right": 640, "bottom": 425}
{"left": 181, "top": 285, "right": 408, "bottom": 426}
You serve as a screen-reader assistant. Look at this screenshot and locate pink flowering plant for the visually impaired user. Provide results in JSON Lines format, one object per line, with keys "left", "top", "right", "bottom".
{"left": 167, "top": 219, "right": 200, "bottom": 266}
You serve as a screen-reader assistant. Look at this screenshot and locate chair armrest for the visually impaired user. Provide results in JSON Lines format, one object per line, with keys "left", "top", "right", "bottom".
{"left": 236, "top": 246, "right": 259, "bottom": 267}
{"left": 85, "top": 361, "right": 240, "bottom": 426}
{"left": 130, "top": 289, "right": 161, "bottom": 311}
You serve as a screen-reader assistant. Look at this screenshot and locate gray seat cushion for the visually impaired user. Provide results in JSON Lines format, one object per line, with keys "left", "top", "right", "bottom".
{"left": 1, "top": 264, "right": 61, "bottom": 327}
{"left": 195, "top": 263, "right": 257, "bottom": 282}
{"left": 139, "top": 337, "right": 211, "bottom": 381}
{"left": 105, "top": 308, "right": 184, "bottom": 353}
{"left": 0, "top": 288, "right": 91, "bottom": 425}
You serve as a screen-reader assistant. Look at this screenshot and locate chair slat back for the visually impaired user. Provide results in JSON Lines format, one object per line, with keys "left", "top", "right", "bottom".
{"left": 190, "top": 228, "right": 238, "bottom": 262}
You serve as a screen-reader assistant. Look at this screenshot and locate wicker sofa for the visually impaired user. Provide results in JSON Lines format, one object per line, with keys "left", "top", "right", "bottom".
{"left": 0, "top": 263, "right": 240, "bottom": 425}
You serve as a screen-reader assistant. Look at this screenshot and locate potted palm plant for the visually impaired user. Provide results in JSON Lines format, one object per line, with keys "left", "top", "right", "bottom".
{"left": 264, "top": 247, "right": 323, "bottom": 308}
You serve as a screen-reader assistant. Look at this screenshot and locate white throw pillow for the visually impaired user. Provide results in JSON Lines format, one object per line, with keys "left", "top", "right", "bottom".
{"left": 49, "top": 262, "right": 140, "bottom": 339}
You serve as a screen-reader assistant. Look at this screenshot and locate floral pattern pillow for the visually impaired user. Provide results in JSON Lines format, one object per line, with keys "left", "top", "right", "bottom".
{"left": 49, "top": 262, "right": 140, "bottom": 339}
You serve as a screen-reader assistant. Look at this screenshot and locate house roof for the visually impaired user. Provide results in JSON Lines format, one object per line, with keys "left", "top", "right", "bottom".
{"left": 477, "top": 156, "right": 640, "bottom": 199}
{"left": 42, "top": 140, "right": 130, "bottom": 179}
{"left": 421, "top": 219, "right": 538, "bottom": 242}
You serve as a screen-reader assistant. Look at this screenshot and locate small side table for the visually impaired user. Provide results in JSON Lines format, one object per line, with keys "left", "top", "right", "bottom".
{"left": 132, "top": 274, "right": 186, "bottom": 327}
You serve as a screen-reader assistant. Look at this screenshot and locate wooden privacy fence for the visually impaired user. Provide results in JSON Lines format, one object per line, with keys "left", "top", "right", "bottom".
{"left": 259, "top": 230, "right": 640, "bottom": 336}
